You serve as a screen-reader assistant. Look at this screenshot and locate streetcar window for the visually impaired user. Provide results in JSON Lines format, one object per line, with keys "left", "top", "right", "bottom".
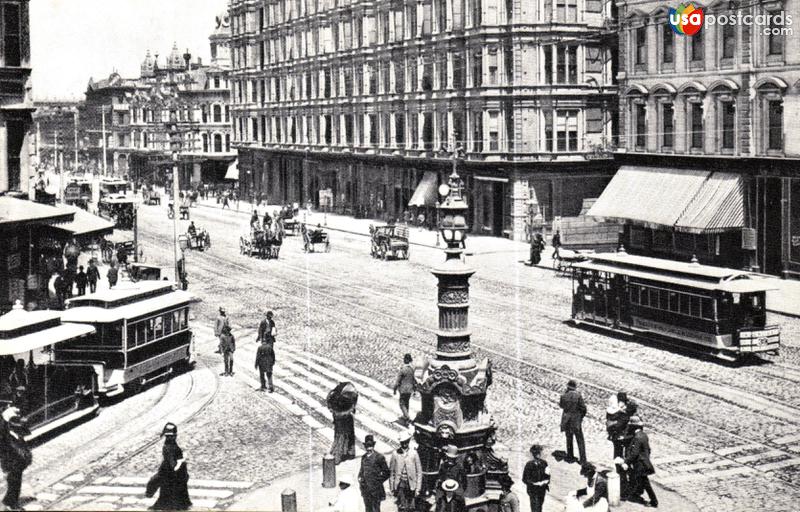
{"left": 701, "top": 298, "right": 714, "bottom": 319}
{"left": 146, "top": 319, "right": 155, "bottom": 341}
{"left": 629, "top": 287, "right": 638, "bottom": 304}
{"left": 164, "top": 314, "right": 173, "bottom": 335}
{"left": 173, "top": 311, "right": 181, "bottom": 330}
{"left": 680, "top": 294, "right": 691, "bottom": 315}
{"left": 154, "top": 317, "right": 164, "bottom": 339}
{"left": 137, "top": 322, "right": 146, "bottom": 346}
{"left": 127, "top": 324, "right": 136, "bottom": 347}
{"left": 690, "top": 296, "right": 701, "bottom": 318}
{"left": 640, "top": 287, "right": 650, "bottom": 307}
{"left": 181, "top": 309, "right": 188, "bottom": 329}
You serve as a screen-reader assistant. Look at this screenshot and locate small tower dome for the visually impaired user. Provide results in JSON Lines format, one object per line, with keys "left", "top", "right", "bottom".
{"left": 141, "top": 50, "right": 156, "bottom": 77}
{"left": 167, "top": 43, "right": 184, "bottom": 70}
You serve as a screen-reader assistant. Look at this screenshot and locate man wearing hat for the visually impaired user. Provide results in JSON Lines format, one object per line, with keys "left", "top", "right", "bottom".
{"left": 435, "top": 480, "right": 465, "bottom": 512}
{"left": 0, "top": 406, "right": 31, "bottom": 511}
{"left": 257, "top": 311, "right": 277, "bottom": 344}
{"left": 358, "top": 434, "right": 390, "bottom": 512}
{"left": 323, "top": 473, "right": 361, "bottom": 512}
{"left": 214, "top": 307, "right": 230, "bottom": 354}
{"left": 559, "top": 379, "right": 587, "bottom": 464}
{"left": 522, "top": 444, "right": 550, "bottom": 512}
{"left": 219, "top": 324, "right": 236, "bottom": 377}
{"left": 619, "top": 416, "right": 657, "bottom": 507}
{"left": 389, "top": 430, "right": 422, "bottom": 512}
{"left": 436, "top": 445, "right": 466, "bottom": 498}
{"left": 498, "top": 474, "right": 520, "bottom": 512}
{"left": 393, "top": 354, "right": 416, "bottom": 425}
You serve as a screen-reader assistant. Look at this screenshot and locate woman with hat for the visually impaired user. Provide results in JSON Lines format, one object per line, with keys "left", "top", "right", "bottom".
{"left": 522, "top": 444, "right": 550, "bottom": 512}
{"left": 618, "top": 416, "right": 657, "bottom": 507}
{"left": 435, "top": 480, "right": 465, "bottom": 512}
{"left": 146, "top": 423, "right": 192, "bottom": 510}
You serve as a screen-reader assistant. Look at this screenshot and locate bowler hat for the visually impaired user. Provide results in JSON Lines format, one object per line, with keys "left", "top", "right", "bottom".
{"left": 567, "top": 380, "right": 577, "bottom": 389}
{"left": 219, "top": 307, "right": 226, "bottom": 314}
{"left": 441, "top": 479, "right": 459, "bottom": 492}
{"left": 161, "top": 422, "right": 178, "bottom": 437}
{"left": 628, "top": 415, "right": 644, "bottom": 427}
{"left": 529, "top": 443, "right": 543, "bottom": 455}
{"left": 364, "top": 434, "right": 376, "bottom": 447}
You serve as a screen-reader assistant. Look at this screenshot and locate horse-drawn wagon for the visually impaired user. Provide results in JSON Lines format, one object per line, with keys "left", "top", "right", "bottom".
{"left": 370, "top": 224, "right": 409, "bottom": 260}
{"left": 301, "top": 224, "right": 330, "bottom": 253}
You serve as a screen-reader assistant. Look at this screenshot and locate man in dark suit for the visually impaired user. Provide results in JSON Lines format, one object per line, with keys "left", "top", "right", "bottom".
{"left": 435, "top": 480, "right": 465, "bottom": 512}
{"left": 257, "top": 311, "right": 276, "bottom": 343}
{"left": 621, "top": 416, "right": 658, "bottom": 508}
{"left": 0, "top": 407, "right": 31, "bottom": 511}
{"left": 219, "top": 325, "right": 235, "bottom": 377}
{"left": 254, "top": 337, "right": 275, "bottom": 392}
{"left": 436, "top": 445, "right": 466, "bottom": 497}
{"left": 522, "top": 444, "right": 550, "bottom": 512}
{"left": 358, "top": 435, "right": 390, "bottom": 512}
{"left": 559, "top": 379, "right": 587, "bottom": 464}
{"left": 393, "top": 354, "right": 416, "bottom": 424}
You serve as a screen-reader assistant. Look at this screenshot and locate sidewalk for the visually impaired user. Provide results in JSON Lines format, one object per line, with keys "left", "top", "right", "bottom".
{"left": 195, "top": 197, "right": 800, "bottom": 318}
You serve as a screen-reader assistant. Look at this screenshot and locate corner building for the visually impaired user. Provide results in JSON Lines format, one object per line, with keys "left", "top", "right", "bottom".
{"left": 602, "top": 0, "right": 800, "bottom": 278}
{"left": 229, "top": 0, "right": 618, "bottom": 239}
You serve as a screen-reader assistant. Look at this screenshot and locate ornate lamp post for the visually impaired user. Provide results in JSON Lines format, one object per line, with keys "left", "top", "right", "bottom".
{"left": 413, "top": 145, "right": 508, "bottom": 509}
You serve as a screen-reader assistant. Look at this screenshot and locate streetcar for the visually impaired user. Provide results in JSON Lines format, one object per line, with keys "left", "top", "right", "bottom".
{"left": 0, "top": 307, "right": 99, "bottom": 440}
{"left": 570, "top": 251, "right": 781, "bottom": 361}
{"left": 58, "top": 281, "right": 196, "bottom": 397}
{"left": 99, "top": 177, "right": 131, "bottom": 199}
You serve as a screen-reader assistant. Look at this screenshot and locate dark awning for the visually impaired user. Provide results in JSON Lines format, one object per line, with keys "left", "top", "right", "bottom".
{"left": 408, "top": 172, "right": 438, "bottom": 208}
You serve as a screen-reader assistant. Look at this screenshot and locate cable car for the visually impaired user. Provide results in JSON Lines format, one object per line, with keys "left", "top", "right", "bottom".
{"left": 58, "top": 281, "right": 196, "bottom": 397}
{"left": 570, "top": 251, "right": 780, "bottom": 361}
{"left": 99, "top": 178, "right": 130, "bottom": 199}
{"left": 0, "top": 307, "right": 99, "bottom": 440}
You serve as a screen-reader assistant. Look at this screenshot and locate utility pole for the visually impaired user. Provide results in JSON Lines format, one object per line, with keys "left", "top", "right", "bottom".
{"left": 35, "top": 122, "right": 40, "bottom": 163}
{"left": 169, "top": 109, "right": 181, "bottom": 284}
{"left": 59, "top": 147, "right": 64, "bottom": 203}
{"left": 73, "top": 109, "right": 79, "bottom": 172}
{"left": 101, "top": 106, "right": 108, "bottom": 176}
{"left": 54, "top": 129, "right": 59, "bottom": 200}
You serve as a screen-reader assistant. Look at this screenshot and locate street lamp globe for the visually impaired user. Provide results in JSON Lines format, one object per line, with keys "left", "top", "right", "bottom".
{"left": 437, "top": 168, "right": 468, "bottom": 249}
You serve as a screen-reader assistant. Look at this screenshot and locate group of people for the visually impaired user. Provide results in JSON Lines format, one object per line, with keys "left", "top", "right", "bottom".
{"left": 214, "top": 308, "right": 277, "bottom": 390}
{"left": 558, "top": 380, "right": 658, "bottom": 509}
{"left": 529, "top": 230, "right": 561, "bottom": 266}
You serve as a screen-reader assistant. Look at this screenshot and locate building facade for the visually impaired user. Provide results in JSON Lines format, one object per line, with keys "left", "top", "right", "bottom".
{"left": 31, "top": 100, "right": 81, "bottom": 173}
{"left": 229, "top": 0, "right": 618, "bottom": 239}
{"left": 601, "top": 0, "right": 800, "bottom": 278}
{"left": 0, "top": 0, "right": 34, "bottom": 197}
{"left": 81, "top": 15, "right": 235, "bottom": 187}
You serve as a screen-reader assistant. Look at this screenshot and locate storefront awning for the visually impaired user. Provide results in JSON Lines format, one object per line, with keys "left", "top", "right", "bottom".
{"left": 225, "top": 160, "right": 239, "bottom": 180}
{"left": 408, "top": 171, "right": 438, "bottom": 208}
{"left": 675, "top": 173, "right": 744, "bottom": 234}
{"left": 589, "top": 166, "right": 745, "bottom": 234}
{"left": 53, "top": 206, "right": 115, "bottom": 238}
{"left": 588, "top": 167, "right": 710, "bottom": 229}
{"left": 0, "top": 197, "right": 74, "bottom": 230}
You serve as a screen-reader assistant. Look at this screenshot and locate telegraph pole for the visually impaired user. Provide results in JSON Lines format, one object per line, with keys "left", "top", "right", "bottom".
{"left": 101, "top": 106, "right": 108, "bottom": 176}
{"left": 73, "top": 109, "right": 79, "bottom": 172}
{"left": 169, "top": 108, "right": 181, "bottom": 283}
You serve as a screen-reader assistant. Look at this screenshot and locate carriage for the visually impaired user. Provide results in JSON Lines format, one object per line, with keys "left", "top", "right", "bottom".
{"left": 98, "top": 197, "right": 136, "bottom": 230}
{"left": 240, "top": 227, "right": 283, "bottom": 259}
{"left": 370, "top": 224, "right": 410, "bottom": 260}
{"left": 301, "top": 224, "right": 330, "bottom": 253}
{"left": 168, "top": 201, "right": 190, "bottom": 220}
{"left": 279, "top": 204, "right": 300, "bottom": 235}
{"left": 142, "top": 188, "right": 161, "bottom": 206}
{"left": 185, "top": 227, "right": 210, "bottom": 251}
{"left": 570, "top": 251, "right": 781, "bottom": 361}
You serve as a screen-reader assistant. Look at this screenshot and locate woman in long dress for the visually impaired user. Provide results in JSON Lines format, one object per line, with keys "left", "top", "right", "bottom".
{"left": 327, "top": 382, "right": 358, "bottom": 464}
{"left": 146, "top": 423, "right": 192, "bottom": 511}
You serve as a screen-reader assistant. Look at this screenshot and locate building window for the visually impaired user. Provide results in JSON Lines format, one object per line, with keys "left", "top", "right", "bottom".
{"left": 213, "top": 105, "right": 222, "bottom": 123}
{"left": 544, "top": 47, "right": 552, "bottom": 84}
{"left": 721, "top": 24, "right": 735, "bottom": 60}
{"left": 213, "top": 134, "right": 223, "bottom": 153}
{"left": 202, "top": 133, "right": 209, "bottom": 152}
{"left": 422, "top": 112, "right": 434, "bottom": 150}
{"left": 635, "top": 26, "right": 647, "bottom": 65}
{"left": 634, "top": 104, "right": 646, "bottom": 149}
{"left": 369, "top": 114, "right": 378, "bottom": 146}
{"left": 556, "top": 45, "right": 578, "bottom": 84}
{"left": 768, "top": 14, "right": 785, "bottom": 57}
{"left": 472, "top": 111, "right": 483, "bottom": 152}
{"left": 226, "top": 133, "right": 231, "bottom": 152}
{"left": 3, "top": 3, "right": 21, "bottom": 67}
{"left": 395, "top": 113, "right": 405, "bottom": 146}
{"left": 690, "top": 102, "right": 703, "bottom": 149}
{"left": 691, "top": 30, "right": 704, "bottom": 62}
{"left": 472, "top": 49, "right": 483, "bottom": 87}
{"left": 662, "top": 103, "right": 674, "bottom": 149}
{"left": 555, "top": 110, "right": 578, "bottom": 152}
{"left": 488, "top": 47, "right": 498, "bottom": 84}
{"left": 662, "top": 27, "right": 674, "bottom": 64}
{"left": 768, "top": 99, "right": 783, "bottom": 151}
{"left": 452, "top": 52, "right": 464, "bottom": 88}
{"left": 544, "top": 110, "right": 553, "bottom": 151}
{"left": 472, "top": 0, "right": 481, "bottom": 26}
{"left": 556, "top": 0, "right": 577, "bottom": 22}
{"left": 488, "top": 111, "right": 499, "bottom": 150}
{"left": 721, "top": 101, "right": 735, "bottom": 150}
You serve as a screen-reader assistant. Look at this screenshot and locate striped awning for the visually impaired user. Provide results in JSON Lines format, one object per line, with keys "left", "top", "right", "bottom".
{"left": 408, "top": 171, "right": 438, "bottom": 208}
{"left": 589, "top": 166, "right": 745, "bottom": 234}
{"left": 588, "top": 167, "right": 710, "bottom": 229}
{"left": 675, "top": 172, "right": 744, "bottom": 234}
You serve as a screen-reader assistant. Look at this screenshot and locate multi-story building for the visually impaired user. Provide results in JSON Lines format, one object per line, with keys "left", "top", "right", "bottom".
{"left": 597, "top": 0, "right": 800, "bottom": 278}
{"left": 229, "top": 0, "right": 618, "bottom": 239}
{"left": 81, "top": 14, "right": 235, "bottom": 186}
{"left": 32, "top": 99, "right": 81, "bottom": 172}
{"left": 0, "top": 0, "right": 34, "bottom": 196}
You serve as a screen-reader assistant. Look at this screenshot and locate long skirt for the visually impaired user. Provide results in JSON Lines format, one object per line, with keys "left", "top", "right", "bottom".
{"left": 330, "top": 413, "right": 356, "bottom": 464}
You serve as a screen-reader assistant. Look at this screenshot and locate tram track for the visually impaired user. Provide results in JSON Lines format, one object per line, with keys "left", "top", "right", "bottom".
{"left": 140, "top": 225, "right": 800, "bottom": 492}
{"left": 43, "top": 357, "right": 221, "bottom": 510}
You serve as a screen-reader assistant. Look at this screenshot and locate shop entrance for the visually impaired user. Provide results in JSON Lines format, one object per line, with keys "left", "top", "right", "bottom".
{"left": 761, "top": 177, "right": 783, "bottom": 275}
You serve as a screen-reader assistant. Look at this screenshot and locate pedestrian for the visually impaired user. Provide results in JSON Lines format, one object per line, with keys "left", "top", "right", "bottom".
{"left": 522, "top": 443, "right": 550, "bottom": 512}
{"left": 571, "top": 462, "right": 608, "bottom": 511}
{"left": 436, "top": 445, "right": 466, "bottom": 497}
{"left": 320, "top": 473, "right": 362, "bottom": 512}
{"left": 328, "top": 382, "right": 358, "bottom": 464}
{"left": 559, "top": 379, "right": 587, "bottom": 464}
{"left": 53, "top": 272, "right": 66, "bottom": 308}
{"left": 552, "top": 230, "right": 562, "bottom": 259}
{"left": 389, "top": 430, "right": 422, "bottom": 512}
{"left": 219, "top": 325, "right": 235, "bottom": 376}
{"left": 87, "top": 259, "right": 100, "bottom": 293}
{"left": 257, "top": 311, "right": 276, "bottom": 343}
{"left": 117, "top": 244, "right": 129, "bottom": 269}
{"left": 435, "top": 480, "right": 465, "bottom": 512}
{"left": 618, "top": 416, "right": 657, "bottom": 507}
{"left": 75, "top": 266, "right": 88, "bottom": 296}
{"left": 145, "top": 423, "right": 192, "bottom": 511}
{"left": 606, "top": 394, "right": 631, "bottom": 498}
{"left": 254, "top": 336, "right": 275, "bottom": 392}
{"left": 107, "top": 262, "right": 119, "bottom": 289}
{"left": 529, "top": 233, "right": 545, "bottom": 266}
{"left": 498, "top": 474, "right": 520, "bottom": 512}
{"left": 222, "top": 192, "right": 230, "bottom": 209}
{"left": 214, "top": 307, "right": 229, "bottom": 354}
{"left": 0, "top": 407, "right": 31, "bottom": 511}
{"left": 358, "top": 434, "right": 390, "bottom": 512}
{"left": 393, "top": 354, "right": 415, "bottom": 425}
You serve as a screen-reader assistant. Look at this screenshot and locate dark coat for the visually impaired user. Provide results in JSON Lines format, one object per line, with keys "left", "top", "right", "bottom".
{"left": 437, "top": 458, "right": 467, "bottom": 492}
{"left": 255, "top": 342, "right": 275, "bottom": 370}
{"left": 75, "top": 271, "right": 88, "bottom": 288}
{"left": 435, "top": 494, "right": 466, "bottom": 512}
{"left": 358, "top": 450, "right": 390, "bottom": 500}
{"left": 522, "top": 457, "right": 550, "bottom": 495}
{"left": 219, "top": 332, "right": 235, "bottom": 353}
{"left": 146, "top": 440, "right": 192, "bottom": 510}
{"left": 394, "top": 364, "right": 415, "bottom": 395}
{"left": 107, "top": 266, "right": 118, "bottom": 284}
{"left": 87, "top": 265, "right": 100, "bottom": 283}
{"left": 606, "top": 409, "right": 628, "bottom": 440}
{"left": 559, "top": 389, "right": 586, "bottom": 433}
{"left": 625, "top": 430, "right": 655, "bottom": 476}
{"left": 0, "top": 418, "right": 31, "bottom": 474}
{"left": 257, "top": 318, "right": 276, "bottom": 342}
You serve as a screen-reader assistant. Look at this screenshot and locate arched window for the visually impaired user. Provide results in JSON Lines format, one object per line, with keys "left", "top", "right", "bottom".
{"left": 214, "top": 134, "right": 223, "bottom": 152}
{"left": 709, "top": 81, "right": 738, "bottom": 153}
{"left": 202, "top": 133, "right": 209, "bottom": 153}
{"left": 225, "top": 105, "right": 230, "bottom": 122}
{"left": 202, "top": 105, "right": 208, "bottom": 123}
{"left": 755, "top": 80, "right": 786, "bottom": 153}
{"left": 225, "top": 133, "right": 231, "bottom": 152}
{"left": 213, "top": 105, "right": 222, "bottom": 123}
